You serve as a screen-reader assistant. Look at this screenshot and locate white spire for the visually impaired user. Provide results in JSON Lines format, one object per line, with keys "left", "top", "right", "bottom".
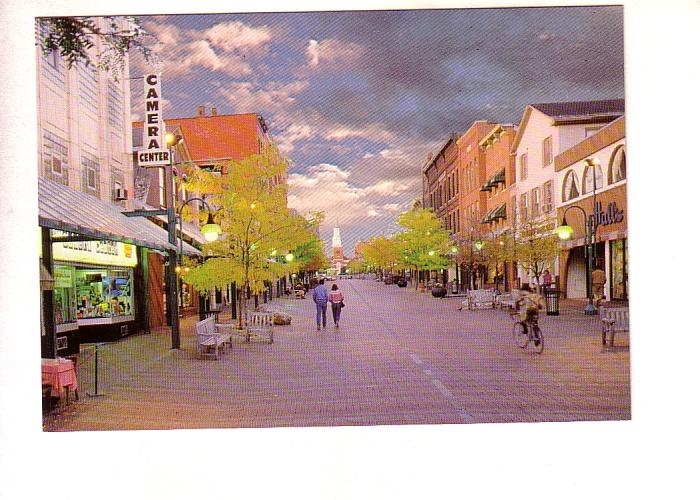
{"left": 332, "top": 227, "right": 342, "bottom": 248}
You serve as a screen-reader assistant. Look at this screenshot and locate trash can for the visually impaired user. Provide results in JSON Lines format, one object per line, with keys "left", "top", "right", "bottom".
{"left": 544, "top": 288, "right": 560, "bottom": 316}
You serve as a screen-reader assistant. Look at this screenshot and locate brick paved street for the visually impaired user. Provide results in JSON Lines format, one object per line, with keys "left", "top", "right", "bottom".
{"left": 43, "top": 279, "right": 630, "bottom": 431}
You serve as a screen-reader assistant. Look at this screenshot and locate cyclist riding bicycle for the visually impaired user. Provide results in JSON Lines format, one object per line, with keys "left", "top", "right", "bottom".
{"left": 515, "top": 284, "right": 544, "bottom": 342}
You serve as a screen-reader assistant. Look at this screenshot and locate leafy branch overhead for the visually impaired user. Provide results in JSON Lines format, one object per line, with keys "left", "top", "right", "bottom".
{"left": 35, "top": 16, "right": 157, "bottom": 79}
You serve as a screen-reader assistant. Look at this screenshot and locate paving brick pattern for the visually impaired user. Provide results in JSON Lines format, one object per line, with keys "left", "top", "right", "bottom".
{"left": 43, "top": 279, "right": 630, "bottom": 431}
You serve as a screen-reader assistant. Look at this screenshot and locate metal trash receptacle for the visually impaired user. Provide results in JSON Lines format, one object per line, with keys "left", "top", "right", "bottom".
{"left": 544, "top": 288, "right": 560, "bottom": 316}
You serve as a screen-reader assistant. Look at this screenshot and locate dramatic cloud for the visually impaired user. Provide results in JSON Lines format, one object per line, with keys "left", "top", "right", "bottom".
{"left": 204, "top": 21, "right": 272, "bottom": 53}
{"left": 220, "top": 80, "right": 309, "bottom": 115}
{"left": 288, "top": 163, "right": 415, "bottom": 235}
{"left": 306, "top": 38, "right": 365, "bottom": 69}
{"left": 324, "top": 123, "right": 396, "bottom": 143}
{"left": 276, "top": 123, "right": 315, "bottom": 154}
{"left": 134, "top": 8, "right": 624, "bottom": 254}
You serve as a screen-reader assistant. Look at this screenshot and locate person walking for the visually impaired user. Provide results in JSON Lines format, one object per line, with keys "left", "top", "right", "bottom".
{"left": 329, "top": 283, "right": 345, "bottom": 327}
{"left": 591, "top": 265, "right": 607, "bottom": 308}
{"left": 542, "top": 269, "right": 553, "bottom": 290}
{"left": 312, "top": 278, "right": 329, "bottom": 330}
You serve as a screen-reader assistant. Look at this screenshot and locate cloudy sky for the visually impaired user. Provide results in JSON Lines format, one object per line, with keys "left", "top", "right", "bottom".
{"left": 129, "top": 6, "right": 624, "bottom": 256}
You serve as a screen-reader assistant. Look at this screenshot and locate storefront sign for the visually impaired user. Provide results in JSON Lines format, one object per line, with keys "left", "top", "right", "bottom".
{"left": 137, "top": 73, "right": 169, "bottom": 167}
{"left": 52, "top": 240, "right": 138, "bottom": 267}
{"left": 591, "top": 201, "right": 624, "bottom": 227}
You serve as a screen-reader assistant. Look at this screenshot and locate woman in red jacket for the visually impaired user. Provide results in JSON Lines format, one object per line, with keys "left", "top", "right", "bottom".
{"left": 329, "top": 283, "right": 345, "bottom": 328}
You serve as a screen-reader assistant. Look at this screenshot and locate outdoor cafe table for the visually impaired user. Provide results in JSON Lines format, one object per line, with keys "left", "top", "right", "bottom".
{"left": 41, "top": 358, "right": 78, "bottom": 403}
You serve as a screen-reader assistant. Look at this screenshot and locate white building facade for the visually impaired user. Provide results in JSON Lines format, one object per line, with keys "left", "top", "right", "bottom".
{"left": 36, "top": 18, "right": 134, "bottom": 208}
{"left": 510, "top": 99, "right": 625, "bottom": 287}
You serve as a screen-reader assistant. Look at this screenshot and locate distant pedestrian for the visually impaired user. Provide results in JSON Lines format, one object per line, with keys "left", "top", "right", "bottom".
{"left": 591, "top": 266, "right": 607, "bottom": 308}
{"left": 329, "top": 283, "right": 345, "bottom": 327}
{"left": 542, "top": 269, "right": 553, "bottom": 290}
{"left": 312, "top": 278, "right": 329, "bottom": 330}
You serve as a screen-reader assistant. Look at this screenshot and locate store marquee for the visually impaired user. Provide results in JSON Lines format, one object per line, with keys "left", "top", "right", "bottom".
{"left": 52, "top": 240, "right": 138, "bottom": 267}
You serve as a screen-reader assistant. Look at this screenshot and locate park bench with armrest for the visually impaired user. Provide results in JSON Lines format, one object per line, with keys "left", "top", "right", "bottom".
{"left": 600, "top": 306, "right": 629, "bottom": 348}
{"left": 195, "top": 316, "right": 231, "bottom": 359}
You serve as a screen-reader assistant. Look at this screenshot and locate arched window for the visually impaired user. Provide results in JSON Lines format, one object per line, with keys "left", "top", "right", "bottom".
{"left": 582, "top": 163, "right": 604, "bottom": 194}
{"left": 608, "top": 146, "right": 626, "bottom": 184}
{"left": 562, "top": 170, "right": 580, "bottom": 202}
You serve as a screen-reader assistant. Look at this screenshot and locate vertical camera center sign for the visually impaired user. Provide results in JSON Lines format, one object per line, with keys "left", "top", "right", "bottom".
{"left": 137, "top": 73, "right": 170, "bottom": 168}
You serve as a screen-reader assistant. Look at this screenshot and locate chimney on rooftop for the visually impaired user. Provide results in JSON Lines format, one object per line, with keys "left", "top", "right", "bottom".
{"left": 197, "top": 105, "right": 206, "bottom": 117}
{"left": 211, "top": 107, "right": 218, "bottom": 116}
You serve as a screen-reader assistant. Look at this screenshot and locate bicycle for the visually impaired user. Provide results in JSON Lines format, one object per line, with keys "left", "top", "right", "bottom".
{"left": 512, "top": 310, "right": 544, "bottom": 354}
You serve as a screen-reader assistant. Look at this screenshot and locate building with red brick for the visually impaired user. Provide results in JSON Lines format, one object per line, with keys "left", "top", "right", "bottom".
{"left": 132, "top": 107, "right": 286, "bottom": 318}
{"left": 477, "top": 123, "right": 517, "bottom": 290}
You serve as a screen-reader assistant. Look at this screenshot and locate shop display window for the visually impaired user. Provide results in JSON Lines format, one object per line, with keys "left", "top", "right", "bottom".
{"left": 74, "top": 267, "right": 134, "bottom": 319}
{"left": 53, "top": 264, "right": 77, "bottom": 324}
{"left": 611, "top": 239, "right": 628, "bottom": 300}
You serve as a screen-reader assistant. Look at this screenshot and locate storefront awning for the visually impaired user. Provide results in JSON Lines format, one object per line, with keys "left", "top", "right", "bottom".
{"left": 492, "top": 203, "right": 506, "bottom": 220}
{"left": 38, "top": 178, "right": 201, "bottom": 256}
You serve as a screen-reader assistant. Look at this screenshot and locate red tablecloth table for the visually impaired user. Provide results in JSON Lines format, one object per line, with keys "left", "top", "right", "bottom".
{"left": 41, "top": 358, "right": 78, "bottom": 402}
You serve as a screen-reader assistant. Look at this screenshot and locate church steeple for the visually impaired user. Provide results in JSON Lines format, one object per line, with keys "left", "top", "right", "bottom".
{"left": 331, "top": 227, "right": 345, "bottom": 265}
{"left": 332, "top": 227, "right": 342, "bottom": 249}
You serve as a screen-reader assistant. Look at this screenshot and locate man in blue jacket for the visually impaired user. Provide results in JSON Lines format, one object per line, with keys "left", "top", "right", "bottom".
{"left": 312, "top": 278, "right": 329, "bottom": 330}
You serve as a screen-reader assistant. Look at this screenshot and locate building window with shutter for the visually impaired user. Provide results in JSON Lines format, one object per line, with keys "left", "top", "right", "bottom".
{"left": 542, "top": 136, "right": 553, "bottom": 166}
{"left": 519, "top": 153, "right": 528, "bottom": 180}
{"left": 531, "top": 187, "right": 541, "bottom": 218}
{"left": 542, "top": 181, "right": 553, "bottom": 213}
{"left": 520, "top": 193, "right": 529, "bottom": 222}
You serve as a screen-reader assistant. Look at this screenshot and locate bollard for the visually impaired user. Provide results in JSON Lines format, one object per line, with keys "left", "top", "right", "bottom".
{"left": 87, "top": 343, "right": 106, "bottom": 397}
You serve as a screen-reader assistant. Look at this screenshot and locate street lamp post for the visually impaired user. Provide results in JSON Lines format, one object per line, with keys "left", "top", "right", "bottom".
{"left": 473, "top": 239, "right": 484, "bottom": 289}
{"left": 164, "top": 133, "right": 181, "bottom": 348}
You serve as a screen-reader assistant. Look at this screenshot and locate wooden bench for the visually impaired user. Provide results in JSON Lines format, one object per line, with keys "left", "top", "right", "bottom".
{"left": 600, "top": 306, "right": 629, "bottom": 348}
{"left": 245, "top": 312, "right": 274, "bottom": 343}
{"left": 468, "top": 289, "right": 496, "bottom": 309}
{"left": 194, "top": 316, "right": 232, "bottom": 359}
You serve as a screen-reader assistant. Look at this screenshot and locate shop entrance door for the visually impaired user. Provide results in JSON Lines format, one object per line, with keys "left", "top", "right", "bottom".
{"left": 566, "top": 247, "right": 587, "bottom": 299}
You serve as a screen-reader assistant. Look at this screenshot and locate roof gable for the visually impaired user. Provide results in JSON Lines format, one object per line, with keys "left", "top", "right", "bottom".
{"left": 531, "top": 99, "right": 624, "bottom": 118}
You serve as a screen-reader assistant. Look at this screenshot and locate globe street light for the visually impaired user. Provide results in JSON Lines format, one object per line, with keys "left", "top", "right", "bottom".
{"left": 177, "top": 197, "right": 222, "bottom": 260}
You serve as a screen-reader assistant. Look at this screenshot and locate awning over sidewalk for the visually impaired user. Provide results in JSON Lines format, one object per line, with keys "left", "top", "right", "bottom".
{"left": 38, "top": 178, "right": 201, "bottom": 256}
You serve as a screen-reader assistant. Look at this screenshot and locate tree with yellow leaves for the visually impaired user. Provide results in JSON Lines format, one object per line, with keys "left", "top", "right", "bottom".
{"left": 181, "top": 146, "right": 321, "bottom": 328}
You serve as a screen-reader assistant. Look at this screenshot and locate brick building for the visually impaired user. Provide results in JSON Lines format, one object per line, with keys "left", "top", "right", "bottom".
{"left": 477, "top": 123, "right": 517, "bottom": 290}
